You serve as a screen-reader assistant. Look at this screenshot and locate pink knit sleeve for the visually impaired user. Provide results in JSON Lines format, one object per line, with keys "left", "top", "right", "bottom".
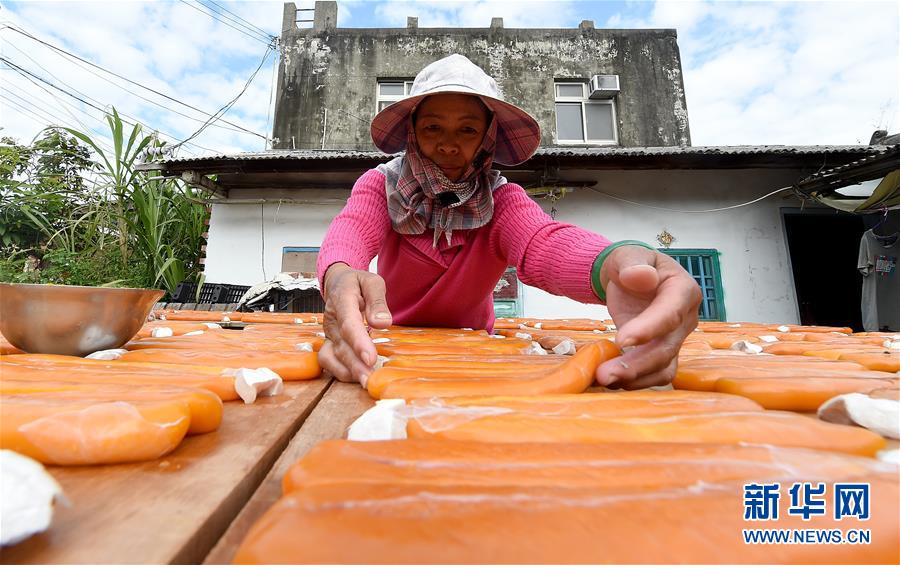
{"left": 489, "top": 183, "right": 612, "bottom": 304}
{"left": 316, "top": 169, "right": 391, "bottom": 291}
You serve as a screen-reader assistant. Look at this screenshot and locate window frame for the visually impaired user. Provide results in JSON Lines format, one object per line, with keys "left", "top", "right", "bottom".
{"left": 659, "top": 248, "right": 726, "bottom": 321}
{"left": 376, "top": 80, "right": 415, "bottom": 113}
{"left": 553, "top": 81, "right": 618, "bottom": 145}
{"left": 281, "top": 246, "right": 320, "bottom": 275}
{"left": 493, "top": 266, "right": 522, "bottom": 317}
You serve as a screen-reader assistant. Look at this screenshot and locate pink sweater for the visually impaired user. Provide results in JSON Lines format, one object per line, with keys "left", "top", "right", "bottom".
{"left": 317, "top": 169, "right": 612, "bottom": 331}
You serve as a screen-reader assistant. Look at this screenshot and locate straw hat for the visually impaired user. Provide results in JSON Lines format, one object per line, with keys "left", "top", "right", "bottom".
{"left": 370, "top": 54, "right": 541, "bottom": 166}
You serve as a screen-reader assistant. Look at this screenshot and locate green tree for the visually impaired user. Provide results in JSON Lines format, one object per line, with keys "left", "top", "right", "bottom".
{"left": 0, "top": 110, "right": 208, "bottom": 294}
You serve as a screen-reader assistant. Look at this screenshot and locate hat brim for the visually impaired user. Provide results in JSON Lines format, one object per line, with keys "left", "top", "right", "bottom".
{"left": 370, "top": 87, "right": 541, "bottom": 167}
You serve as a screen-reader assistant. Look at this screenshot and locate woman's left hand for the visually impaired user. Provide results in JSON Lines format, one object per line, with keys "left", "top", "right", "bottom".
{"left": 596, "top": 245, "right": 702, "bottom": 389}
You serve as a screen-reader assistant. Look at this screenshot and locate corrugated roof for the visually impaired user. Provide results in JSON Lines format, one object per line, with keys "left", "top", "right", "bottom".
{"left": 800, "top": 144, "right": 900, "bottom": 182}
{"left": 794, "top": 144, "right": 900, "bottom": 197}
{"left": 142, "top": 144, "right": 889, "bottom": 167}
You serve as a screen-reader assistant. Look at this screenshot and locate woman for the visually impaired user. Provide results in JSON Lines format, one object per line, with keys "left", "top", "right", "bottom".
{"left": 317, "top": 54, "right": 701, "bottom": 389}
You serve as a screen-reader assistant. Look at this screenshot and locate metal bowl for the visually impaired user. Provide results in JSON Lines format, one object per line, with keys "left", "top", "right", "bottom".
{"left": 0, "top": 283, "right": 164, "bottom": 356}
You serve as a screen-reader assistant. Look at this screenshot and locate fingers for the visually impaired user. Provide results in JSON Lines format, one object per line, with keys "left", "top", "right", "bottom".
{"left": 331, "top": 280, "right": 378, "bottom": 367}
{"left": 360, "top": 273, "right": 393, "bottom": 329}
{"left": 600, "top": 245, "right": 658, "bottom": 297}
{"left": 596, "top": 335, "right": 681, "bottom": 387}
{"left": 615, "top": 263, "right": 701, "bottom": 349}
{"left": 318, "top": 340, "right": 354, "bottom": 383}
{"left": 612, "top": 358, "right": 678, "bottom": 391}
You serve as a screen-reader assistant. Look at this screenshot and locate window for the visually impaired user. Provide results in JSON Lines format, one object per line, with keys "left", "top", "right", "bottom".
{"left": 493, "top": 267, "right": 522, "bottom": 317}
{"left": 660, "top": 249, "right": 726, "bottom": 321}
{"left": 282, "top": 247, "right": 319, "bottom": 276}
{"left": 554, "top": 82, "right": 617, "bottom": 144}
{"left": 376, "top": 81, "right": 414, "bottom": 112}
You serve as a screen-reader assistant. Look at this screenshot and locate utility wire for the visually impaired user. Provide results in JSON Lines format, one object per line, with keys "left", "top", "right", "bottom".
{"left": 0, "top": 58, "right": 207, "bottom": 155}
{"left": 3, "top": 38, "right": 266, "bottom": 140}
{"left": 3, "top": 81, "right": 94, "bottom": 139}
{"left": 200, "top": 0, "right": 276, "bottom": 42}
{"left": 0, "top": 25, "right": 268, "bottom": 138}
{"left": 0, "top": 92, "right": 117, "bottom": 159}
{"left": 2, "top": 86, "right": 118, "bottom": 155}
{"left": 170, "top": 44, "right": 273, "bottom": 150}
{"left": 586, "top": 185, "right": 793, "bottom": 213}
{"left": 3, "top": 69, "right": 160, "bottom": 155}
{"left": 177, "top": 0, "right": 273, "bottom": 45}
{"left": 263, "top": 47, "right": 278, "bottom": 150}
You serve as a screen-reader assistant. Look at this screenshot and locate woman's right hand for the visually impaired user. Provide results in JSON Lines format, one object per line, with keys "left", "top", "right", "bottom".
{"left": 319, "top": 262, "right": 393, "bottom": 384}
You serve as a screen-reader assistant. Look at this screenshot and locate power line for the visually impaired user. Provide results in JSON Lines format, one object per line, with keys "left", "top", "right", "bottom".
{"left": 170, "top": 45, "right": 272, "bottom": 150}
{"left": 4, "top": 81, "right": 94, "bottom": 139}
{"left": 1, "top": 58, "right": 206, "bottom": 155}
{"left": 3, "top": 37, "right": 266, "bottom": 140}
{"left": 3, "top": 61, "right": 121, "bottom": 148}
{"left": 264, "top": 47, "right": 278, "bottom": 150}
{"left": 0, "top": 25, "right": 269, "bottom": 138}
{"left": 586, "top": 185, "right": 794, "bottom": 213}
{"left": 200, "top": 0, "right": 276, "bottom": 42}
{"left": 177, "top": 0, "right": 273, "bottom": 45}
{"left": 0, "top": 92, "right": 117, "bottom": 159}
{"left": 203, "top": 0, "right": 274, "bottom": 39}
{"left": 2, "top": 83, "right": 118, "bottom": 155}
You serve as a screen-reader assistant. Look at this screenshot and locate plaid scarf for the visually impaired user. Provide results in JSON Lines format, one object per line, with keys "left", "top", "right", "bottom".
{"left": 379, "top": 115, "right": 507, "bottom": 248}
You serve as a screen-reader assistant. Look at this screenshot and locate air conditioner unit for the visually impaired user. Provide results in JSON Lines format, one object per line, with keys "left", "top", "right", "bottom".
{"left": 589, "top": 74, "right": 620, "bottom": 99}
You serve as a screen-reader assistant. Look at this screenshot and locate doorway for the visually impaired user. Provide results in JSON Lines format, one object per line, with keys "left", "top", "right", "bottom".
{"left": 782, "top": 209, "right": 866, "bottom": 330}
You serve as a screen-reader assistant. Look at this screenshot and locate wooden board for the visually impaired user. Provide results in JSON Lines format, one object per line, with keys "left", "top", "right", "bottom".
{"left": 3, "top": 379, "right": 331, "bottom": 565}
{"left": 203, "top": 381, "right": 374, "bottom": 564}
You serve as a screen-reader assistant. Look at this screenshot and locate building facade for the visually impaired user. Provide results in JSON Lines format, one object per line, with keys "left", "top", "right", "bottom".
{"left": 273, "top": 1, "right": 691, "bottom": 151}
{"left": 146, "top": 1, "right": 899, "bottom": 329}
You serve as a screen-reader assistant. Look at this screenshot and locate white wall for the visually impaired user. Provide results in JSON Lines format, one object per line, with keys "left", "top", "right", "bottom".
{"left": 204, "top": 189, "right": 349, "bottom": 286}
{"left": 204, "top": 169, "right": 805, "bottom": 324}
{"left": 521, "top": 169, "right": 803, "bottom": 324}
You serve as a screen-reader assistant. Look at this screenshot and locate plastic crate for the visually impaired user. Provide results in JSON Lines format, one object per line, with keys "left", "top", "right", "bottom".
{"left": 216, "top": 284, "right": 250, "bottom": 304}
{"left": 171, "top": 282, "right": 199, "bottom": 303}
{"left": 198, "top": 283, "right": 218, "bottom": 304}
{"left": 272, "top": 288, "right": 325, "bottom": 313}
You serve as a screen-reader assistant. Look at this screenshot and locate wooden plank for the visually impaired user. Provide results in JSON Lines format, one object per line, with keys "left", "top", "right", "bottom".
{"left": 203, "top": 382, "right": 374, "bottom": 564}
{"left": 4, "top": 379, "right": 332, "bottom": 565}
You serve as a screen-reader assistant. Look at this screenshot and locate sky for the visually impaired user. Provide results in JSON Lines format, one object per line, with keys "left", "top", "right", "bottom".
{"left": 0, "top": 0, "right": 897, "bottom": 159}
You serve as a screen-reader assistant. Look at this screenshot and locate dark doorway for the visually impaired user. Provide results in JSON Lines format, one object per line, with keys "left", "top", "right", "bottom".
{"left": 783, "top": 210, "right": 866, "bottom": 330}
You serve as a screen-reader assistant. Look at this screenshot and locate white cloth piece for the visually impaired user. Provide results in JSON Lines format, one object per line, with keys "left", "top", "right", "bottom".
{"left": 818, "top": 393, "right": 900, "bottom": 439}
{"left": 730, "top": 340, "right": 764, "bottom": 354}
{"left": 150, "top": 327, "right": 174, "bottom": 338}
{"left": 347, "top": 399, "right": 408, "bottom": 441}
{"left": 877, "top": 449, "right": 900, "bottom": 465}
{"left": 85, "top": 348, "right": 128, "bottom": 361}
{"left": 225, "top": 368, "right": 284, "bottom": 404}
{"left": 551, "top": 339, "right": 577, "bottom": 355}
{"left": 0, "top": 450, "right": 65, "bottom": 546}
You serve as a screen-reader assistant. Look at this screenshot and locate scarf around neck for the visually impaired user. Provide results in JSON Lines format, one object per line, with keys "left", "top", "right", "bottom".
{"left": 378, "top": 114, "right": 507, "bottom": 248}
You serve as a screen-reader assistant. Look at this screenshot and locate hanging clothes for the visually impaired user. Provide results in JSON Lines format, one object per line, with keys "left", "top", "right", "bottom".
{"left": 858, "top": 229, "right": 900, "bottom": 331}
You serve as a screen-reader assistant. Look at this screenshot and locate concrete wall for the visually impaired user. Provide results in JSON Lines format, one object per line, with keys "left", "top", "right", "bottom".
{"left": 204, "top": 168, "right": 809, "bottom": 324}
{"left": 273, "top": 1, "right": 691, "bottom": 151}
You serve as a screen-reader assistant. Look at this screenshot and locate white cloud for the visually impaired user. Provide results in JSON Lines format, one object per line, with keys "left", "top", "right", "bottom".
{"left": 1, "top": 1, "right": 283, "bottom": 156}
{"left": 1, "top": 0, "right": 896, "bottom": 155}
{"left": 608, "top": 0, "right": 899, "bottom": 145}
{"left": 374, "top": 1, "right": 580, "bottom": 29}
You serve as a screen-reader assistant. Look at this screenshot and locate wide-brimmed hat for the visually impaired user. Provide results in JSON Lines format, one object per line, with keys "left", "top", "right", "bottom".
{"left": 370, "top": 54, "right": 541, "bottom": 166}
